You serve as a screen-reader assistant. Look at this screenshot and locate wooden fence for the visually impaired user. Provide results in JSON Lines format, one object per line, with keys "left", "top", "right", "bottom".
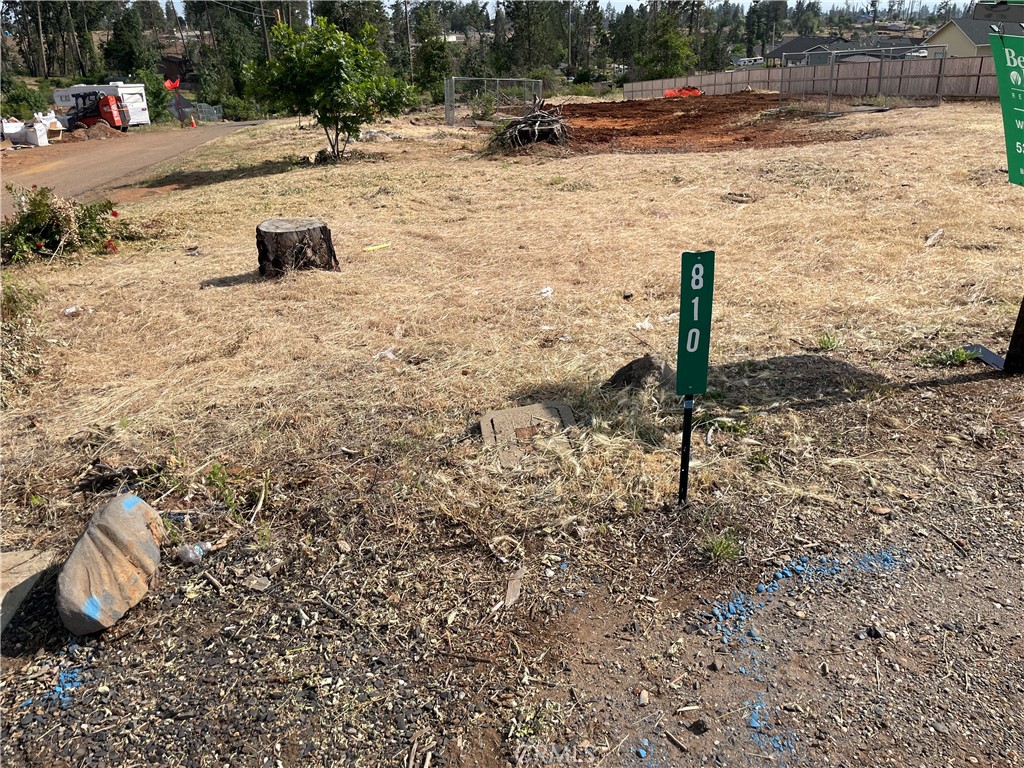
{"left": 623, "top": 56, "right": 998, "bottom": 101}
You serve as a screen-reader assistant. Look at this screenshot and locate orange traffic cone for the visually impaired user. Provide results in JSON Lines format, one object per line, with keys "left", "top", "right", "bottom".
{"left": 190, "top": 113, "right": 196, "bottom": 128}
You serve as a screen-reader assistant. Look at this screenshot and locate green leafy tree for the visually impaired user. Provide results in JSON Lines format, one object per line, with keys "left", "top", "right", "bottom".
{"left": 132, "top": 67, "right": 173, "bottom": 123}
{"left": 251, "top": 19, "right": 411, "bottom": 158}
{"left": 311, "top": 0, "right": 390, "bottom": 50}
{"left": 504, "top": 1, "right": 561, "bottom": 71}
{"left": 413, "top": 5, "right": 454, "bottom": 103}
{"left": 638, "top": 15, "right": 696, "bottom": 80}
{"left": 608, "top": 5, "right": 643, "bottom": 72}
{"left": 104, "top": 7, "right": 158, "bottom": 75}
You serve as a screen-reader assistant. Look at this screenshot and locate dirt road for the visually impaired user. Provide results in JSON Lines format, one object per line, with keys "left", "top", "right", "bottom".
{"left": 0, "top": 121, "right": 259, "bottom": 217}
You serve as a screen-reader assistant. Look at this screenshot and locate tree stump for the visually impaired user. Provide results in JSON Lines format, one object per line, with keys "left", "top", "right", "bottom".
{"left": 256, "top": 218, "right": 339, "bottom": 278}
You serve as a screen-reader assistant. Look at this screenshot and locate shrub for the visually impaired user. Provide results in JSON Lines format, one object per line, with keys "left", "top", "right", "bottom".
{"left": 220, "top": 96, "right": 266, "bottom": 122}
{"left": 524, "top": 66, "right": 561, "bottom": 93}
{"left": 0, "top": 185, "right": 127, "bottom": 265}
{"left": 0, "top": 77, "right": 52, "bottom": 120}
{"left": 132, "top": 67, "right": 173, "bottom": 122}
{"left": 561, "top": 82, "right": 598, "bottom": 97}
{"left": 470, "top": 90, "right": 496, "bottom": 120}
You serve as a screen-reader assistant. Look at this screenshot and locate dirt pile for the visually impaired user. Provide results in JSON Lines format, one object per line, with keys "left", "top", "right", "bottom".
{"left": 84, "top": 122, "right": 125, "bottom": 141}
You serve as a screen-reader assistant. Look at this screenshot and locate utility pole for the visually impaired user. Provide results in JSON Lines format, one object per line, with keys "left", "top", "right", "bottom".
{"left": 567, "top": 1, "right": 572, "bottom": 72}
{"left": 35, "top": 0, "right": 48, "bottom": 78}
{"left": 65, "top": 1, "right": 87, "bottom": 77}
{"left": 405, "top": 0, "right": 414, "bottom": 79}
{"left": 260, "top": 0, "right": 272, "bottom": 59}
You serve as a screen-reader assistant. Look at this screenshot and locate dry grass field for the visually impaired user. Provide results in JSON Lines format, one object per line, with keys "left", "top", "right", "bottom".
{"left": 2, "top": 98, "right": 1023, "bottom": 768}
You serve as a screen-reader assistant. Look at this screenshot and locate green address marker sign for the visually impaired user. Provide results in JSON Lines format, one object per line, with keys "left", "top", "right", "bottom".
{"left": 676, "top": 251, "right": 715, "bottom": 396}
{"left": 990, "top": 32, "right": 1024, "bottom": 187}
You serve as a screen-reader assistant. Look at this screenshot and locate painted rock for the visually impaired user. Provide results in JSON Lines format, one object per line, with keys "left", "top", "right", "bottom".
{"left": 57, "top": 494, "right": 166, "bottom": 635}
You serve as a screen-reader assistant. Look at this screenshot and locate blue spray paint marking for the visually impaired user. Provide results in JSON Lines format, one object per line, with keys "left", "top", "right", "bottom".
{"left": 40, "top": 668, "right": 83, "bottom": 710}
{"left": 701, "top": 550, "right": 904, "bottom": 766}
{"left": 82, "top": 595, "right": 102, "bottom": 621}
{"left": 21, "top": 643, "right": 94, "bottom": 710}
{"left": 635, "top": 737, "right": 664, "bottom": 766}
{"left": 122, "top": 495, "right": 141, "bottom": 510}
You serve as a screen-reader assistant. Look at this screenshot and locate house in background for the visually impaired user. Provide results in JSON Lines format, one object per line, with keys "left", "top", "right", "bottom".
{"left": 923, "top": 17, "right": 995, "bottom": 57}
{"left": 765, "top": 36, "right": 842, "bottom": 66}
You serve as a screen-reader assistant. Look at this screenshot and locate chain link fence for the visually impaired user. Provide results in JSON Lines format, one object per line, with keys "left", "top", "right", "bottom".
{"left": 166, "top": 97, "right": 223, "bottom": 123}
{"left": 444, "top": 78, "right": 543, "bottom": 126}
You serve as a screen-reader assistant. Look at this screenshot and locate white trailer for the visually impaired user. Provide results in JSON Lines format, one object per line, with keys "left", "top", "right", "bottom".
{"left": 52, "top": 82, "right": 151, "bottom": 127}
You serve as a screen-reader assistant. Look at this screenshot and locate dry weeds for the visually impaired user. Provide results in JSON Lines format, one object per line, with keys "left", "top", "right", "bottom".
{"left": 1, "top": 100, "right": 1022, "bottom": 767}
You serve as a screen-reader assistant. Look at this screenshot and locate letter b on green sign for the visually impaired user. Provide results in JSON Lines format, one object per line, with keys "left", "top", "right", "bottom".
{"left": 676, "top": 251, "right": 715, "bottom": 395}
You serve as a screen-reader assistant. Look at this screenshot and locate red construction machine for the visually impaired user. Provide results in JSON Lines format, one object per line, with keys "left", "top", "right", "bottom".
{"left": 66, "top": 91, "right": 131, "bottom": 131}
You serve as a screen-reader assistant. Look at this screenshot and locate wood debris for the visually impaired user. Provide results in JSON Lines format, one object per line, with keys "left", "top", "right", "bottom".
{"left": 491, "top": 99, "right": 569, "bottom": 149}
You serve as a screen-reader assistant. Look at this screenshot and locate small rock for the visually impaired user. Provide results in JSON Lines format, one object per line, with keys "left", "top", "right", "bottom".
{"left": 604, "top": 354, "right": 675, "bottom": 391}
{"left": 244, "top": 575, "right": 271, "bottom": 593}
{"left": 867, "top": 626, "right": 883, "bottom": 639}
{"left": 885, "top": 631, "right": 897, "bottom": 642}
{"left": 722, "top": 191, "right": 757, "bottom": 204}
{"left": 924, "top": 227, "right": 944, "bottom": 247}
{"left": 687, "top": 719, "right": 710, "bottom": 735}
{"left": 359, "top": 130, "right": 393, "bottom": 143}
{"left": 709, "top": 658, "right": 724, "bottom": 672}
{"left": 1, "top": 550, "right": 55, "bottom": 632}
{"left": 856, "top": 631, "right": 868, "bottom": 641}
{"left": 795, "top": 611, "right": 806, "bottom": 620}
{"left": 639, "top": 689, "right": 650, "bottom": 706}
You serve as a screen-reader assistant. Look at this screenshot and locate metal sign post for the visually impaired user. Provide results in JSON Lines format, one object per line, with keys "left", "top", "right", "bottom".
{"left": 676, "top": 251, "right": 715, "bottom": 505}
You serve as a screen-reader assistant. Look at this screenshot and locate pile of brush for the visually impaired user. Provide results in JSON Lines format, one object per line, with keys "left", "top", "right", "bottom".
{"left": 491, "top": 99, "right": 569, "bottom": 149}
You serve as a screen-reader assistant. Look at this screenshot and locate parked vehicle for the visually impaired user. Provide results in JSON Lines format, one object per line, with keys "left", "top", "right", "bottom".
{"left": 53, "top": 82, "right": 150, "bottom": 127}
{"left": 65, "top": 91, "right": 131, "bottom": 131}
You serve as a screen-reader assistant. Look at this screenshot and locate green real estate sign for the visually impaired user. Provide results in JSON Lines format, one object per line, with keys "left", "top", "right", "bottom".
{"left": 990, "top": 32, "right": 1024, "bottom": 187}
{"left": 676, "top": 251, "right": 715, "bottom": 395}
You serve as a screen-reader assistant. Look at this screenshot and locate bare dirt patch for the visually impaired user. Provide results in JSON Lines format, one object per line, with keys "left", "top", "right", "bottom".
{"left": 561, "top": 93, "right": 878, "bottom": 152}
{"left": 0, "top": 122, "right": 259, "bottom": 215}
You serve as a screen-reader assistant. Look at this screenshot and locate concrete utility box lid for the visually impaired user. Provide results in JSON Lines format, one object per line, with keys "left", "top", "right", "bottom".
{"left": 480, "top": 401, "right": 577, "bottom": 468}
{"left": 1, "top": 550, "right": 56, "bottom": 632}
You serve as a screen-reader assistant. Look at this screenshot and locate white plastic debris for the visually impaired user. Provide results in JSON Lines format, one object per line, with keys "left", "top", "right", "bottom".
{"left": 658, "top": 312, "right": 679, "bottom": 323}
{"left": 375, "top": 348, "right": 398, "bottom": 361}
{"left": 540, "top": 286, "right": 554, "bottom": 298}
{"left": 635, "top": 317, "right": 654, "bottom": 331}
{"left": 63, "top": 306, "right": 84, "bottom": 317}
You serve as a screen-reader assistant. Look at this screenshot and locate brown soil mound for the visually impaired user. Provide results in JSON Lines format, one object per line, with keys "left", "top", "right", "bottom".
{"left": 84, "top": 121, "right": 126, "bottom": 140}
{"left": 562, "top": 92, "right": 826, "bottom": 153}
